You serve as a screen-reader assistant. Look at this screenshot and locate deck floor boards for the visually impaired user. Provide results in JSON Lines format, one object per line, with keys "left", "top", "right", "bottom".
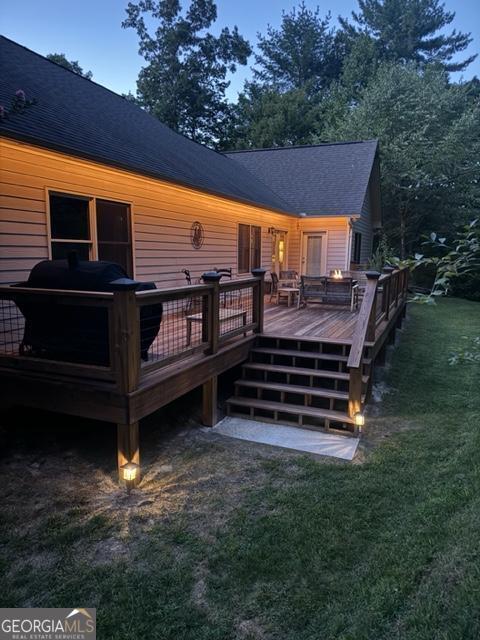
{"left": 263, "top": 301, "right": 358, "bottom": 341}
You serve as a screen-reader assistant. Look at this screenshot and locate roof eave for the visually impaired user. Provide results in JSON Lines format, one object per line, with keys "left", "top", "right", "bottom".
{"left": 0, "top": 130, "right": 299, "bottom": 218}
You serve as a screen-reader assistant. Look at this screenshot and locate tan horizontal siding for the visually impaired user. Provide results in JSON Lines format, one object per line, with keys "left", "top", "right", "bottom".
{"left": 0, "top": 156, "right": 49, "bottom": 286}
{"left": 288, "top": 217, "right": 350, "bottom": 274}
{"left": 1, "top": 139, "right": 356, "bottom": 286}
{"left": 1, "top": 138, "right": 302, "bottom": 287}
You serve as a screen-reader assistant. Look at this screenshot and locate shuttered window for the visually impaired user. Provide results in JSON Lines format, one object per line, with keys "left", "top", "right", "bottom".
{"left": 238, "top": 224, "right": 261, "bottom": 273}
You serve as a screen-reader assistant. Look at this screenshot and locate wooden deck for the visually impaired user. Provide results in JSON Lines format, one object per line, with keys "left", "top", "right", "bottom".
{"left": 0, "top": 267, "right": 409, "bottom": 483}
{"left": 264, "top": 301, "right": 359, "bottom": 341}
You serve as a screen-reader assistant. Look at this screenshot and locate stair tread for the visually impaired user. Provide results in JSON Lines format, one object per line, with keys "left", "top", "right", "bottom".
{"left": 243, "top": 362, "right": 369, "bottom": 383}
{"left": 226, "top": 396, "right": 354, "bottom": 423}
{"left": 252, "top": 346, "right": 372, "bottom": 365}
{"left": 235, "top": 379, "right": 362, "bottom": 401}
{"left": 252, "top": 347, "right": 348, "bottom": 361}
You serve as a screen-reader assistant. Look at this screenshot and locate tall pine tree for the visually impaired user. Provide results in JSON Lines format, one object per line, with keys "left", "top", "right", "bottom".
{"left": 340, "top": 0, "right": 476, "bottom": 72}
{"left": 253, "top": 3, "right": 344, "bottom": 95}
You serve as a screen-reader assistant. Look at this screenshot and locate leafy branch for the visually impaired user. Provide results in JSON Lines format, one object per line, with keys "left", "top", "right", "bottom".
{"left": 407, "top": 219, "right": 479, "bottom": 303}
{"left": 0, "top": 89, "right": 36, "bottom": 120}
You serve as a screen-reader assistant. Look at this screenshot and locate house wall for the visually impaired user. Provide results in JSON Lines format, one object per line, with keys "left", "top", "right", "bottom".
{"left": 351, "top": 181, "right": 374, "bottom": 267}
{"left": 0, "top": 138, "right": 300, "bottom": 287}
{"left": 0, "top": 138, "right": 357, "bottom": 285}
{"left": 288, "top": 216, "right": 351, "bottom": 274}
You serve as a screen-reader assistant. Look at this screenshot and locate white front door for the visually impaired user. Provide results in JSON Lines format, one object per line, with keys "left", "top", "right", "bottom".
{"left": 302, "top": 233, "right": 325, "bottom": 275}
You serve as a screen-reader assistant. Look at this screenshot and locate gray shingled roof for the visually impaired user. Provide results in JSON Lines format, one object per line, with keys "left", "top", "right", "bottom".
{"left": 0, "top": 36, "right": 293, "bottom": 215}
{"left": 225, "top": 141, "right": 378, "bottom": 216}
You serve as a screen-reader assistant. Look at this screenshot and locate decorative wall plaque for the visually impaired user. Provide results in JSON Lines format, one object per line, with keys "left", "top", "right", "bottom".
{"left": 191, "top": 221, "right": 204, "bottom": 249}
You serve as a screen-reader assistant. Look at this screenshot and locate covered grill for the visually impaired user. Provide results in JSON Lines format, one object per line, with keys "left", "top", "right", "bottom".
{"left": 15, "top": 257, "right": 162, "bottom": 366}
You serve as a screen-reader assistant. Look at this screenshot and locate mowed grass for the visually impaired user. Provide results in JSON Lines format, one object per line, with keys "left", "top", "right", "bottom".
{"left": 1, "top": 298, "right": 479, "bottom": 639}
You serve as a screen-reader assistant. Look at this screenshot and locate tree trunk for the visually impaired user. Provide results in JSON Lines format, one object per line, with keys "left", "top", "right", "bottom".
{"left": 399, "top": 206, "right": 406, "bottom": 259}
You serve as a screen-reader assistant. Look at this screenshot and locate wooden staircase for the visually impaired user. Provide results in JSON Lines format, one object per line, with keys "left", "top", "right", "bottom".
{"left": 226, "top": 336, "right": 372, "bottom": 436}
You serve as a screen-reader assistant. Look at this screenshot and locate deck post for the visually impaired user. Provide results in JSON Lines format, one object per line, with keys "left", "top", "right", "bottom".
{"left": 202, "top": 272, "right": 222, "bottom": 354}
{"left": 111, "top": 278, "right": 141, "bottom": 393}
{"left": 202, "top": 375, "right": 218, "bottom": 427}
{"left": 365, "top": 271, "right": 381, "bottom": 342}
{"left": 376, "top": 343, "right": 387, "bottom": 366}
{"left": 382, "top": 267, "right": 394, "bottom": 319}
{"left": 348, "top": 366, "right": 363, "bottom": 433}
{"left": 251, "top": 268, "right": 267, "bottom": 334}
{"left": 111, "top": 279, "right": 142, "bottom": 486}
{"left": 393, "top": 268, "right": 400, "bottom": 306}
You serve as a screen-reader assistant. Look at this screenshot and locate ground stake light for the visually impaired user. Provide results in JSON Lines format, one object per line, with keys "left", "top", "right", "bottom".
{"left": 354, "top": 412, "right": 365, "bottom": 432}
{"left": 121, "top": 461, "right": 140, "bottom": 492}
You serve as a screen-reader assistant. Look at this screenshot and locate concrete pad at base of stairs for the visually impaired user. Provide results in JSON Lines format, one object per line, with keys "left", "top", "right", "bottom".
{"left": 210, "top": 417, "right": 359, "bottom": 460}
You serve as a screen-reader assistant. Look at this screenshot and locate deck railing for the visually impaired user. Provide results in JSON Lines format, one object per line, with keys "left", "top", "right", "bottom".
{"left": 347, "top": 266, "right": 409, "bottom": 419}
{"left": 0, "top": 269, "right": 266, "bottom": 394}
{"left": 0, "top": 286, "right": 117, "bottom": 382}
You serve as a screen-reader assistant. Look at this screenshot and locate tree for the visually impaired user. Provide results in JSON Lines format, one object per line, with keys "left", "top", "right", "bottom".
{"left": 339, "top": 0, "right": 477, "bottom": 72}
{"left": 223, "top": 83, "right": 319, "bottom": 150}
{"left": 321, "top": 63, "right": 480, "bottom": 257}
{"left": 253, "top": 3, "right": 343, "bottom": 95}
{"left": 46, "top": 53, "right": 93, "bottom": 79}
{"left": 123, "top": 0, "right": 251, "bottom": 147}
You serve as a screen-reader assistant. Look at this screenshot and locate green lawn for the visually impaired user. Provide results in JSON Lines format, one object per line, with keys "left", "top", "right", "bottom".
{"left": 1, "top": 298, "right": 479, "bottom": 639}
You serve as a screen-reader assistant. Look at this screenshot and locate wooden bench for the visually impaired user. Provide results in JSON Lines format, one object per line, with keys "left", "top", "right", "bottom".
{"left": 300, "top": 276, "right": 326, "bottom": 305}
{"left": 186, "top": 308, "right": 247, "bottom": 345}
{"left": 300, "top": 276, "right": 359, "bottom": 311}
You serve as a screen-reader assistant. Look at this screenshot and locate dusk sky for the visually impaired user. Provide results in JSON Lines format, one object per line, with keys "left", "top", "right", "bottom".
{"left": 2, "top": 0, "right": 479, "bottom": 101}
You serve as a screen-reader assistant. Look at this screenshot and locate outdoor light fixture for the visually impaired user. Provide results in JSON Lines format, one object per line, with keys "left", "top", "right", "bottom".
{"left": 354, "top": 412, "right": 365, "bottom": 431}
{"left": 333, "top": 269, "right": 343, "bottom": 279}
{"left": 121, "top": 461, "right": 140, "bottom": 492}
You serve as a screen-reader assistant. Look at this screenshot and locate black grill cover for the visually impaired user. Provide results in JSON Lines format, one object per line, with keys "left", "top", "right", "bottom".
{"left": 15, "top": 259, "right": 162, "bottom": 366}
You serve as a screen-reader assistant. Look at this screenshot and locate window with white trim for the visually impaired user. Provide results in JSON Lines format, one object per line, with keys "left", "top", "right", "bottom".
{"left": 238, "top": 223, "right": 261, "bottom": 273}
{"left": 49, "top": 192, "right": 133, "bottom": 275}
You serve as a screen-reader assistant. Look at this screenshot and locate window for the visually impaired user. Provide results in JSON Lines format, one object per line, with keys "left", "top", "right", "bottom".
{"left": 238, "top": 224, "right": 261, "bottom": 273}
{"left": 352, "top": 232, "right": 362, "bottom": 264}
{"left": 50, "top": 194, "right": 92, "bottom": 260}
{"left": 49, "top": 193, "right": 133, "bottom": 275}
{"left": 96, "top": 199, "right": 132, "bottom": 275}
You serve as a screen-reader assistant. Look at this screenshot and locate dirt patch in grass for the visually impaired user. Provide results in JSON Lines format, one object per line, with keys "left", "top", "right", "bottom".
{"left": 0, "top": 371, "right": 404, "bottom": 581}
{"left": 0, "top": 399, "right": 325, "bottom": 580}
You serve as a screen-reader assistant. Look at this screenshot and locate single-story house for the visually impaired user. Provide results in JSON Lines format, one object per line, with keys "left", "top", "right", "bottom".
{"left": 0, "top": 36, "right": 381, "bottom": 289}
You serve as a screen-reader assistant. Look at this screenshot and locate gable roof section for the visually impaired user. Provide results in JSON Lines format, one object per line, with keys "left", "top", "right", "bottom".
{"left": 0, "top": 36, "right": 293, "bottom": 215}
{"left": 225, "top": 141, "right": 379, "bottom": 217}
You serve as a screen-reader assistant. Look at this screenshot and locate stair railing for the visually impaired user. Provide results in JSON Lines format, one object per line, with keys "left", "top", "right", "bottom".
{"left": 347, "top": 266, "right": 409, "bottom": 424}
{"left": 347, "top": 271, "right": 381, "bottom": 422}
